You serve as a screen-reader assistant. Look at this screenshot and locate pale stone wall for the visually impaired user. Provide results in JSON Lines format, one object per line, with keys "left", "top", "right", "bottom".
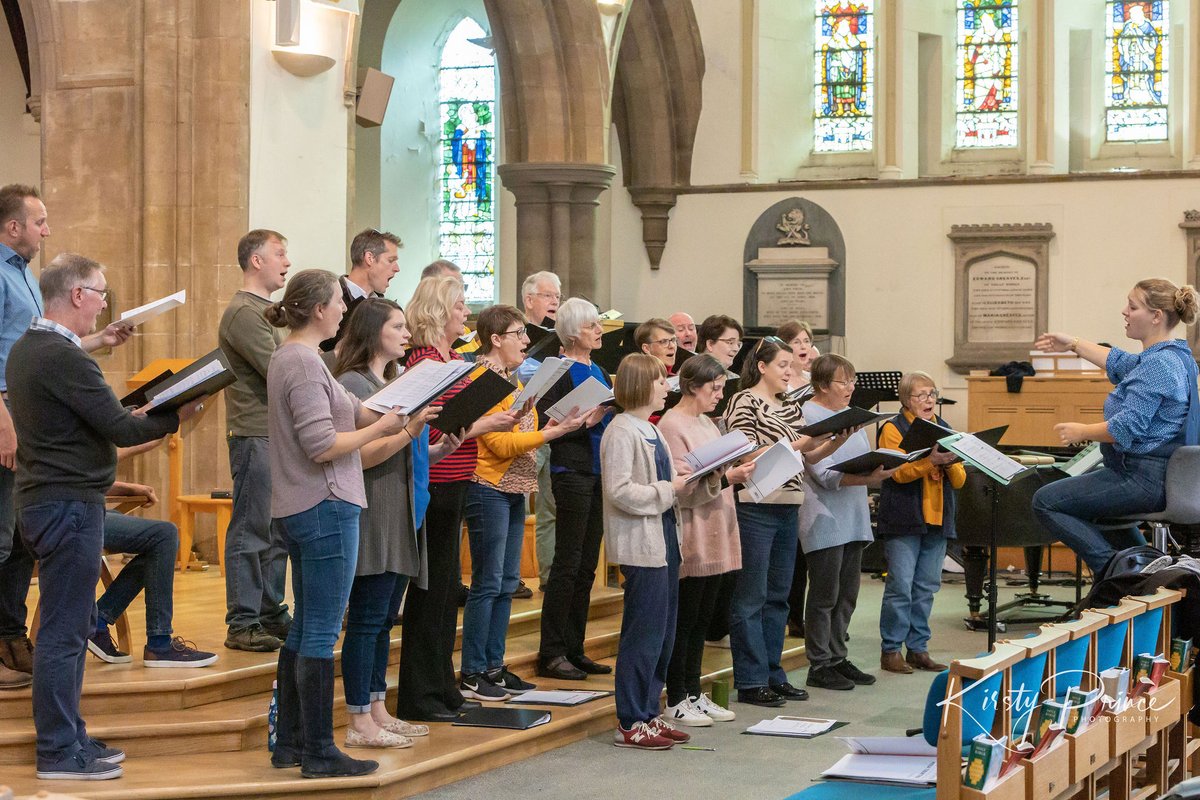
{"left": 0, "top": 10, "right": 40, "bottom": 199}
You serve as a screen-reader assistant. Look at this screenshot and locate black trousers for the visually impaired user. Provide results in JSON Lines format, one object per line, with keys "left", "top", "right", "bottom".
{"left": 539, "top": 471, "right": 604, "bottom": 660}
{"left": 705, "top": 571, "right": 737, "bottom": 641}
{"left": 787, "top": 547, "right": 808, "bottom": 631}
{"left": 395, "top": 480, "right": 467, "bottom": 719}
{"left": 666, "top": 573, "right": 723, "bottom": 705}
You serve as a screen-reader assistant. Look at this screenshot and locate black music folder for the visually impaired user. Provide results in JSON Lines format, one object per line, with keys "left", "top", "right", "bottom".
{"left": 523, "top": 323, "right": 560, "bottom": 363}
{"left": 143, "top": 349, "right": 237, "bottom": 415}
{"left": 593, "top": 322, "right": 638, "bottom": 375}
{"left": 428, "top": 367, "right": 517, "bottom": 434}
{"left": 673, "top": 347, "right": 698, "bottom": 373}
{"left": 120, "top": 368, "right": 175, "bottom": 409}
{"left": 829, "top": 447, "right": 932, "bottom": 475}
{"left": 899, "top": 419, "right": 1008, "bottom": 454}
{"left": 451, "top": 706, "right": 551, "bottom": 730}
{"left": 795, "top": 406, "right": 892, "bottom": 438}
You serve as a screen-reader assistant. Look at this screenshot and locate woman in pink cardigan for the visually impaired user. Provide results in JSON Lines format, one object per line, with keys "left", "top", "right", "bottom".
{"left": 657, "top": 354, "right": 756, "bottom": 727}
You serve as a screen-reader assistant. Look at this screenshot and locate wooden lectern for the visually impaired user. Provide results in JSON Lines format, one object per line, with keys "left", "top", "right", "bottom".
{"left": 126, "top": 358, "right": 196, "bottom": 568}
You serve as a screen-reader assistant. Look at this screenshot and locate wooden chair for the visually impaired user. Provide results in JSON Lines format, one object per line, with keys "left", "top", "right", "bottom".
{"left": 175, "top": 494, "right": 232, "bottom": 573}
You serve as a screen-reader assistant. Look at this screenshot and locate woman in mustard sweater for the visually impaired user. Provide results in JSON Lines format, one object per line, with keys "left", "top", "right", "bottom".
{"left": 876, "top": 371, "right": 965, "bottom": 675}
{"left": 460, "top": 305, "right": 586, "bottom": 700}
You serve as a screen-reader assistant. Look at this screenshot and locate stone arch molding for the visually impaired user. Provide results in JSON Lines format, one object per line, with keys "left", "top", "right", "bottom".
{"left": 13, "top": 0, "right": 48, "bottom": 121}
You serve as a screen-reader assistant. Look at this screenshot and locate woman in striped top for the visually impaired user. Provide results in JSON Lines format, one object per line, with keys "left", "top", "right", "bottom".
{"left": 722, "top": 336, "right": 853, "bottom": 708}
{"left": 394, "top": 276, "right": 520, "bottom": 722}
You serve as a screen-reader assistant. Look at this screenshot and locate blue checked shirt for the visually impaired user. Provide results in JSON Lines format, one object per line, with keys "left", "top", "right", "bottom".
{"left": 1104, "top": 339, "right": 1198, "bottom": 454}
{"left": 29, "top": 316, "right": 83, "bottom": 349}
{"left": 0, "top": 242, "right": 43, "bottom": 391}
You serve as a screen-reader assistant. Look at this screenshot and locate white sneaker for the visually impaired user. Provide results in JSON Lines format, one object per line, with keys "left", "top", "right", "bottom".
{"left": 692, "top": 692, "right": 736, "bottom": 722}
{"left": 665, "top": 698, "right": 713, "bottom": 727}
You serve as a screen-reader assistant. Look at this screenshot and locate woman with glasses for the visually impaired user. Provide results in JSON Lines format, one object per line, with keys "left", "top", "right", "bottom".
{"left": 460, "top": 305, "right": 586, "bottom": 700}
{"left": 697, "top": 314, "right": 744, "bottom": 369}
{"left": 535, "top": 298, "right": 615, "bottom": 680}
{"left": 635, "top": 318, "right": 679, "bottom": 373}
{"left": 722, "top": 337, "right": 852, "bottom": 707}
{"left": 395, "top": 276, "right": 520, "bottom": 722}
{"left": 799, "top": 354, "right": 891, "bottom": 691}
{"left": 876, "top": 371, "right": 964, "bottom": 675}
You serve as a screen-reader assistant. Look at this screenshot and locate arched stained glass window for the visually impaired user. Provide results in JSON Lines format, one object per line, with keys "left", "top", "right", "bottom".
{"left": 438, "top": 18, "right": 496, "bottom": 304}
{"left": 955, "top": 0, "right": 1019, "bottom": 149}
{"left": 1104, "top": 1, "right": 1169, "bottom": 142}
{"left": 813, "top": 1, "right": 874, "bottom": 153}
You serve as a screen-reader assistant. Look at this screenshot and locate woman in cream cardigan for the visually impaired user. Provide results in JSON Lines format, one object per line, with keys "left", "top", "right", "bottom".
{"left": 601, "top": 354, "right": 690, "bottom": 751}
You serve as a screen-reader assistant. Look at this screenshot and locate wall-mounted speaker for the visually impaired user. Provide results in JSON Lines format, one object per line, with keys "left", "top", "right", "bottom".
{"left": 356, "top": 68, "right": 395, "bottom": 128}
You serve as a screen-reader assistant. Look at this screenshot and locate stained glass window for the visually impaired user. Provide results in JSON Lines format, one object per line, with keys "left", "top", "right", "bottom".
{"left": 813, "top": 1, "right": 874, "bottom": 153}
{"left": 438, "top": 18, "right": 496, "bottom": 304}
{"left": 1104, "top": 1, "right": 1169, "bottom": 142}
{"left": 955, "top": 1, "right": 1019, "bottom": 149}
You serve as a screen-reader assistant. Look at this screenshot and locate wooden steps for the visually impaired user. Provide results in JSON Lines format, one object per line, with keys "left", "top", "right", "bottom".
{"left": 2, "top": 569, "right": 808, "bottom": 799}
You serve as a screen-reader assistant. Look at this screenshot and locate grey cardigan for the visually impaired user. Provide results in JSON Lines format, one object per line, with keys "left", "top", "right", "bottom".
{"left": 600, "top": 414, "right": 718, "bottom": 568}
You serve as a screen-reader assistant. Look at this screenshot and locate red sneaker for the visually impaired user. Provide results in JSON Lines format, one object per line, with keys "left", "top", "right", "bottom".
{"left": 649, "top": 716, "right": 692, "bottom": 743}
{"left": 613, "top": 721, "right": 675, "bottom": 750}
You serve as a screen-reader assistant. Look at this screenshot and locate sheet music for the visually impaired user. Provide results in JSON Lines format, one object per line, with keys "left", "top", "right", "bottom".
{"left": 944, "top": 433, "right": 1027, "bottom": 482}
{"left": 119, "top": 289, "right": 186, "bottom": 327}
{"left": 666, "top": 375, "right": 681, "bottom": 393}
{"left": 821, "top": 754, "right": 938, "bottom": 786}
{"left": 513, "top": 357, "right": 571, "bottom": 407}
{"left": 363, "top": 360, "right": 473, "bottom": 414}
{"left": 683, "top": 430, "right": 753, "bottom": 473}
{"left": 746, "top": 716, "right": 838, "bottom": 737}
{"left": 743, "top": 439, "right": 804, "bottom": 502}
{"left": 145, "top": 359, "right": 223, "bottom": 408}
{"left": 837, "top": 736, "right": 938, "bottom": 757}
{"left": 507, "top": 690, "right": 608, "bottom": 706}
{"left": 544, "top": 376, "right": 613, "bottom": 422}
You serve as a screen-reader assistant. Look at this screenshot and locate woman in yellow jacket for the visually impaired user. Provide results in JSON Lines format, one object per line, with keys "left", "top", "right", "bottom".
{"left": 460, "top": 305, "right": 586, "bottom": 700}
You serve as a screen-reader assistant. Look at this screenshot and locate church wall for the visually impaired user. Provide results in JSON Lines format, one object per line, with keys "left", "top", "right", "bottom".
{"left": 606, "top": 176, "right": 1200, "bottom": 430}
{"left": 0, "top": 11, "right": 39, "bottom": 192}
{"left": 248, "top": 0, "right": 352, "bottom": 274}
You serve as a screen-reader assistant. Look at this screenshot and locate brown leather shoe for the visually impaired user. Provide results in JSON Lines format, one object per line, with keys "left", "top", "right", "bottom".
{"left": 905, "top": 650, "right": 948, "bottom": 672}
{"left": 0, "top": 660, "right": 31, "bottom": 689}
{"left": 0, "top": 636, "right": 33, "bottom": 675}
{"left": 880, "top": 651, "right": 913, "bottom": 674}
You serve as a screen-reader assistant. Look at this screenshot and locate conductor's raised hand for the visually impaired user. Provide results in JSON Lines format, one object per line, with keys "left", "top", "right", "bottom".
{"left": 1054, "top": 422, "right": 1088, "bottom": 446}
{"left": 1034, "top": 332, "right": 1074, "bottom": 353}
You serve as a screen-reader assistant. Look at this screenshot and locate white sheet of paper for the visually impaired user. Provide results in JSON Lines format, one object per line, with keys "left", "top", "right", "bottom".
{"left": 513, "top": 357, "right": 571, "bottom": 408}
{"left": 119, "top": 289, "right": 186, "bottom": 328}
{"left": 544, "top": 376, "right": 613, "bottom": 422}
{"left": 743, "top": 439, "right": 804, "bottom": 502}
{"left": 145, "top": 359, "right": 222, "bottom": 409}
{"left": 746, "top": 716, "right": 837, "bottom": 737}
{"left": 821, "top": 754, "right": 938, "bottom": 785}
{"left": 945, "top": 433, "right": 1026, "bottom": 481}
{"left": 666, "top": 375, "right": 681, "bottom": 392}
{"left": 837, "top": 736, "right": 938, "bottom": 757}
{"left": 363, "top": 360, "right": 474, "bottom": 414}
{"left": 507, "top": 690, "right": 607, "bottom": 705}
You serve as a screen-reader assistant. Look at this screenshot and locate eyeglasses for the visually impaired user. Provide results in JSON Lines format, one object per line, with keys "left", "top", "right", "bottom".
{"left": 911, "top": 390, "right": 940, "bottom": 401}
{"left": 832, "top": 378, "right": 859, "bottom": 388}
{"left": 498, "top": 328, "right": 529, "bottom": 340}
{"left": 716, "top": 336, "right": 742, "bottom": 347}
{"left": 648, "top": 336, "right": 677, "bottom": 347}
{"left": 80, "top": 285, "right": 110, "bottom": 300}
{"left": 531, "top": 292, "right": 562, "bottom": 301}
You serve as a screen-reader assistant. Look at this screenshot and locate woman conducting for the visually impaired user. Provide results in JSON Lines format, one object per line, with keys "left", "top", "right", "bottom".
{"left": 1032, "top": 279, "right": 1200, "bottom": 573}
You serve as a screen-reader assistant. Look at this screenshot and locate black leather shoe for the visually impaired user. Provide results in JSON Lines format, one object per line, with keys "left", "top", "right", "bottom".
{"left": 737, "top": 687, "right": 786, "bottom": 708}
{"left": 512, "top": 581, "right": 533, "bottom": 600}
{"left": 456, "top": 699, "right": 482, "bottom": 710}
{"left": 769, "top": 681, "right": 810, "bottom": 701}
{"left": 806, "top": 665, "right": 854, "bottom": 691}
{"left": 568, "top": 654, "right": 612, "bottom": 675}
{"left": 537, "top": 656, "right": 587, "bottom": 680}
{"left": 834, "top": 659, "right": 876, "bottom": 686}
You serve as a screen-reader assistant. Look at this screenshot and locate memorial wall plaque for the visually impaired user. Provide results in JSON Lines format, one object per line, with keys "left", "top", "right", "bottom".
{"left": 757, "top": 276, "right": 830, "bottom": 329}
{"left": 966, "top": 256, "right": 1037, "bottom": 343}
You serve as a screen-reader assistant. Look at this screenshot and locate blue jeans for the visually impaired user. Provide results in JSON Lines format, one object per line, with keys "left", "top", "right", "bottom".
{"left": 880, "top": 532, "right": 947, "bottom": 654}
{"left": 278, "top": 499, "right": 360, "bottom": 659}
{"left": 730, "top": 502, "right": 798, "bottom": 689}
{"left": 342, "top": 571, "right": 408, "bottom": 713}
{"left": 462, "top": 483, "right": 525, "bottom": 675}
{"left": 19, "top": 500, "right": 105, "bottom": 762}
{"left": 615, "top": 517, "right": 680, "bottom": 728}
{"left": 97, "top": 511, "right": 178, "bottom": 639}
{"left": 226, "top": 436, "right": 290, "bottom": 631}
{"left": 1032, "top": 451, "right": 1164, "bottom": 573}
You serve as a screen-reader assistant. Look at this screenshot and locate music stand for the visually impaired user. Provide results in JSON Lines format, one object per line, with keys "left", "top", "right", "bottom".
{"left": 854, "top": 371, "right": 901, "bottom": 405}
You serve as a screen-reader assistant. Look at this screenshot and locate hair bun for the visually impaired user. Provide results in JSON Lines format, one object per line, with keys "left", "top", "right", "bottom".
{"left": 1175, "top": 285, "right": 1199, "bottom": 326}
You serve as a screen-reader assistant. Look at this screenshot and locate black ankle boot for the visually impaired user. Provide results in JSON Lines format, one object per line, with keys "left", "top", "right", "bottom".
{"left": 271, "top": 646, "right": 302, "bottom": 768}
{"left": 296, "top": 655, "right": 378, "bottom": 779}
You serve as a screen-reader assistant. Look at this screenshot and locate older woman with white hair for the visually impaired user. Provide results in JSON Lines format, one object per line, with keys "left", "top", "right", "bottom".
{"left": 534, "top": 298, "right": 615, "bottom": 681}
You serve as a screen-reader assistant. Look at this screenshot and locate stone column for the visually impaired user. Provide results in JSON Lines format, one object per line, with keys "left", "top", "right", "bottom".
{"left": 1027, "top": 0, "right": 1055, "bottom": 174}
{"left": 876, "top": 0, "right": 902, "bottom": 179}
{"left": 1189, "top": 0, "right": 1200, "bottom": 170}
{"left": 739, "top": 0, "right": 758, "bottom": 181}
{"left": 497, "top": 162, "right": 615, "bottom": 305}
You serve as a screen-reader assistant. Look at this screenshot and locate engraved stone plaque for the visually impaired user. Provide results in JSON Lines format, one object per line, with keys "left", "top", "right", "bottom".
{"left": 757, "top": 276, "right": 830, "bottom": 329}
{"left": 966, "top": 256, "right": 1037, "bottom": 343}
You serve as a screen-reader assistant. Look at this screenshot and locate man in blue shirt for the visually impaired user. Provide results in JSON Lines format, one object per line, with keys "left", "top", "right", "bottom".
{"left": 0, "top": 184, "right": 50, "bottom": 689}
{"left": 0, "top": 185, "right": 132, "bottom": 690}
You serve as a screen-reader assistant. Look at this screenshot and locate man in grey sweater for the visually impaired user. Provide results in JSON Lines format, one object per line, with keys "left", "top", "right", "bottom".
{"left": 7, "top": 253, "right": 200, "bottom": 781}
{"left": 217, "top": 229, "right": 292, "bottom": 652}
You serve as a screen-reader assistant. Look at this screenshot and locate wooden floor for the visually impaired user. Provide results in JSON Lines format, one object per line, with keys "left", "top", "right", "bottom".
{"left": 2, "top": 568, "right": 807, "bottom": 799}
